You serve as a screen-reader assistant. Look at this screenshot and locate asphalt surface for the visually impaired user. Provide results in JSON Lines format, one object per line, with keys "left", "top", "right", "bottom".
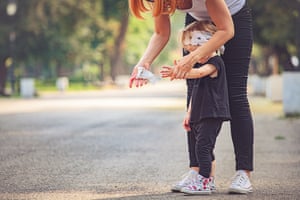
{"left": 0, "top": 80, "right": 300, "bottom": 200}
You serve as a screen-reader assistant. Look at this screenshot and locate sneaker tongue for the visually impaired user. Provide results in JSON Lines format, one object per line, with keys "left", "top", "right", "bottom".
{"left": 237, "top": 170, "right": 246, "bottom": 175}
{"left": 178, "top": 171, "right": 197, "bottom": 185}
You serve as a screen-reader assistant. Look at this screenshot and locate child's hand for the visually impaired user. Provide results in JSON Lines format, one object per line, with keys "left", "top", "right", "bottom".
{"left": 183, "top": 112, "right": 191, "bottom": 131}
{"left": 160, "top": 65, "right": 173, "bottom": 78}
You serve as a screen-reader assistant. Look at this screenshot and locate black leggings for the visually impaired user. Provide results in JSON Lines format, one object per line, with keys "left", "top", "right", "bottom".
{"left": 185, "top": 4, "right": 254, "bottom": 171}
{"left": 190, "top": 118, "right": 223, "bottom": 178}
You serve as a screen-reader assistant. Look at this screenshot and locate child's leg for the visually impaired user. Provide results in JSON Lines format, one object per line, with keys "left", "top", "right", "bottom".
{"left": 188, "top": 126, "right": 217, "bottom": 177}
{"left": 192, "top": 118, "right": 223, "bottom": 178}
{"left": 187, "top": 129, "right": 199, "bottom": 168}
{"left": 210, "top": 159, "right": 216, "bottom": 177}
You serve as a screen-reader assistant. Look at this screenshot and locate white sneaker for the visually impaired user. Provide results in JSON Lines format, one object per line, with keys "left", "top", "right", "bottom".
{"left": 181, "top": 174, "right": 212, "bottom": 195}
{"left": 228, "top": 170, "right": 253, "bottom": 194}
{"left": 171, "top": 170, "right": 198, "bottom": 192}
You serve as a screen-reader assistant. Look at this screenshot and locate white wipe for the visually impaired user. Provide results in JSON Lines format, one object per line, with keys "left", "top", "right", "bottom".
{"left": 136, "top": 66, "right": 160, "bottom": 84}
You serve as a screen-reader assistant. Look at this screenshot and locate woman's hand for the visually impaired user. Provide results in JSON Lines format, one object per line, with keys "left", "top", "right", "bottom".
{"left": 129, "top": 63, "right": 150, "bottom": 88}
{"left": 170, "top": 54, "right": 201, "bottom": 80}
{"left": 171, "top": 53, "right": 210, "bottom": 80}
{"left": 171, "top": 57, "right": 192, "bottom": 80}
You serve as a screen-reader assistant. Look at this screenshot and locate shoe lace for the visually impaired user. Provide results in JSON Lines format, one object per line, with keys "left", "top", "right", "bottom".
{"left": 196, "top": 176, "right": 211, "bottom": 190}
{"left": 232, "top": 171, "right": 247, "bottom": 186}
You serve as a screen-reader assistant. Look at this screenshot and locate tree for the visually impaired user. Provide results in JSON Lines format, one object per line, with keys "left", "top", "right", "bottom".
{"left": 0, "top": 0, "right": 19, "bottom": 95}
{"left": 0, "top": 0, "right": 131, "bottom": 94}
{"left": 101, "top": 0, "right": 129, "bottom": 82}
{"left": 249, "top": 0, "right": 300, "bottom": 71}
{"left": 104, "top": 0, "right": 129, "bottom": 82}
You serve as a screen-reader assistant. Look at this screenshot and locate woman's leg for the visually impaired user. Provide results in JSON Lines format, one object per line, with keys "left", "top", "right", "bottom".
{"left": 222, "top": 4, "right": 254, "bottom": 172}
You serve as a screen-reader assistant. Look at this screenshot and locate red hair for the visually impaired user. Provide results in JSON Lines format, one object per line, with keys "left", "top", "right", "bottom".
{"left": 128, "top": 0, "right": 176, "bottom": 19}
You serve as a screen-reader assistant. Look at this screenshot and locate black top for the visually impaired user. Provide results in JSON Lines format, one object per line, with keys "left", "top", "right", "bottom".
{"left": 190, "top": 56, "right": 231, "bottom": 123}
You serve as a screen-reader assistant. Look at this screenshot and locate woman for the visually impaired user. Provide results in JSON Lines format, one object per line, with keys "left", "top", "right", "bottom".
{"left": 128, "top": 0, "right": 253, "bottom": 195}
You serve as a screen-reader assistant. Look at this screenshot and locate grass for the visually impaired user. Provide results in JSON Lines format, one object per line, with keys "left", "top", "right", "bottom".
{"left": 274, "top": 135, "right": 285, "bottom": 140}
{"left": 0, "top": 81, "right": 104, "bottom": 98}
{"left": 35, "top": 81, "right": 101, "bottom": 92}
{"left": 284, "top": 113, "right": 300, "bottom": 119}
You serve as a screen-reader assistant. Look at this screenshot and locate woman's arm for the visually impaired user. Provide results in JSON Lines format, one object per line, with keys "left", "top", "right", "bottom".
{"left": 171, "top": 0, "right": 234, "bottom": 80}
{"left": 129, "top": 14, "right": 171, "bottom": 88}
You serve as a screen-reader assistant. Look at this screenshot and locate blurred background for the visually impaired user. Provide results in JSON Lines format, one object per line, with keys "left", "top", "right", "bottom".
{"left": 0, "top": 0, "right": 299, "bottom": 115}
{"left": 0, "top": 2, "right": 299, "bottom": 199}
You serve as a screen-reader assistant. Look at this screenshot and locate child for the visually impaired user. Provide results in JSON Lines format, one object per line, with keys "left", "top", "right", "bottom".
{"left": 160, "top": 21, "right": 231, "bottom": 195}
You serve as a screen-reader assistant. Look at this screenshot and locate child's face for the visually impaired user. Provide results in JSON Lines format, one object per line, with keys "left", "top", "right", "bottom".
{"left": 184, "top": 44, "right": 198, "bottom": 52}
{"left": 182, "top": 30, "right": 212, "bottom": 53}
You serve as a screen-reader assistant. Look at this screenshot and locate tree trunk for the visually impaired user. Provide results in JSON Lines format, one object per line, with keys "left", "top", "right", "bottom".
{"left": 270, "top": 54, "right": 279, "bottom": 75}
{"left": 0, "top": 58, "right": 8, "bottom": 95}
{"left": 110, "top": 12, "right": 129, "bottom": 83}
{"left": 99, "top": 62, "right": 104, "bottom": 82}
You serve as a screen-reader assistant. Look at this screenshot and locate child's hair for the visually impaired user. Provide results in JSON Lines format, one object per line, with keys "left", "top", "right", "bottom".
{"left": 179, "top": 20, "right": 225, "bottom": 54}
{"left": 180, "top": 21, "right": 217, "bottom": 47}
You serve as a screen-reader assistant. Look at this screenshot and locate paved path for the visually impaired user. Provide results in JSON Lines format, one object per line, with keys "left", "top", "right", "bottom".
{"left": 0, "top": 80, "right": 299, "bottom": 200}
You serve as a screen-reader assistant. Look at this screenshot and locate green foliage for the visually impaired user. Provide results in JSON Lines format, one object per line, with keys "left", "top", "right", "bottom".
{"left": 125, "top": 14, "right": 153, "bottom": 69}
{"left": 2, "top": 0, "right": 298, "bottom": 90}
{"left": 0, "top": 0, "right": 129, "bottom": 86}
{"left": 125, "top": 11, "right": 185, "bottom": 72}
{"left": 249, "top": 0, "right": 300, "bottom": 70}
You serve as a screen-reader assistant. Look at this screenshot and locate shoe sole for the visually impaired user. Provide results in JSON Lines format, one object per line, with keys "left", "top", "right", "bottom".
{"left": 228, "top": 187, "right": 253, "bottom": 194}
{"left": 172, "top": 188, "right": 215, "bottom": 194}
{"left": 171, "top": 186, "right": 184, "bottom": 193}
{"left": 181, "top": 189, "right": 212, "bottom": 195}
{"left": 171, "top": 188, "right": 182, "bottom": 193}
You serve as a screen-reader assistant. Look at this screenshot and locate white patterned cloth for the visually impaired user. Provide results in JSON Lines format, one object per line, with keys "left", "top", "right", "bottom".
{"left": 136, "top": 66, "right": 160, "bottom": 84}
{"left": 183, "top": 31, "right": 212, "bottom": 46}
{"left": 183, "top": 31, "right": 225, "bottom": 54}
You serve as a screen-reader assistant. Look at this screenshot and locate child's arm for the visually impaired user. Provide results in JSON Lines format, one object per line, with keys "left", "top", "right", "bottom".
{"left": 183, "top": 99, "right": 192, "bottom": 131}
{"left": 160, "top": 62, "right": 217, "bottom": 79}
{"left": 185, "top": 63, "right": 218, "bottom": 79}
{"left": 160, "top": 65, "right": 174, "bottom": 78}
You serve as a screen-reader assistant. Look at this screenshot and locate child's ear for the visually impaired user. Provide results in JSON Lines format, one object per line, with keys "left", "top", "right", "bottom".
{"left": 181, "top": 30, "right": 189, "bottom": 45}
